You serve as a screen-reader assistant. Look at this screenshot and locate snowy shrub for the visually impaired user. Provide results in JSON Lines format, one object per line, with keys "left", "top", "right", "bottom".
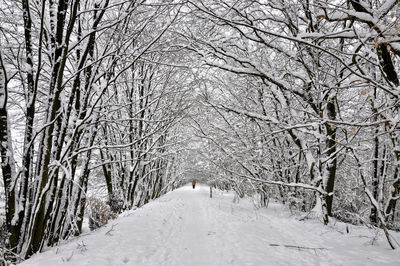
{"left": 0, "top": 248, "right": 8, "bottom": 266}
{"left": 286, "top": 194, "right": 306, "bottom": 214}
{"left": 0, "top": 220, "right": 9, "bottom": 264}
{"left": 0, "top": 221, "right": 6, "bottom": 247}
{"left": 107, "top": 193, "right": 124, "bottom": 214}
{"left": 87, "top": 198, "right": 117, "bottom": 231}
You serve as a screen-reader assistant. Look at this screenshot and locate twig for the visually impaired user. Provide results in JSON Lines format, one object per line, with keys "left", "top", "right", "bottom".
{"left": 105, "top": 223, "right": 118, "bottom": 236}
{"left": 61, "top": 251, "right": 74, "bottom": 262}
{"left": 0, "top": 246, "right": 26, "bottom": 262}
{"left": 76, "top": 241, "right": 87, "bottom": 253}
{"left": 269, "top": 243, "right": 327, "bottom": 251}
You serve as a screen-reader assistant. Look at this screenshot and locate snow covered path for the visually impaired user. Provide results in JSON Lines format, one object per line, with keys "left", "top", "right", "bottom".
{"left": 20, "top": 184, "right": 399, "bottom": 266}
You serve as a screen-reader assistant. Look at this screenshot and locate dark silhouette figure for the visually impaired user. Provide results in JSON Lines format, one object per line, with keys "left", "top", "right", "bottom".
{"left": 192, "top": 180, "right": 196, "bottom": 189}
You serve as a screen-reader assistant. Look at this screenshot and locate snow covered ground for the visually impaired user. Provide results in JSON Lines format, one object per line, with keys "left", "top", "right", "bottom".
{"left": 18, "top": 184, "right": 400, "bottom": 266}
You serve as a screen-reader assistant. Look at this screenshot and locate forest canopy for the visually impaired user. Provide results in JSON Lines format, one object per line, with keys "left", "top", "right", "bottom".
{"left": 1, "top": 0, "right": 400, "bottom": 261}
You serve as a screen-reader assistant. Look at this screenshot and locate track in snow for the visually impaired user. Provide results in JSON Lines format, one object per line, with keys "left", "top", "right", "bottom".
{"left": 20, "top": 184, "right": 399, "bottom": 266}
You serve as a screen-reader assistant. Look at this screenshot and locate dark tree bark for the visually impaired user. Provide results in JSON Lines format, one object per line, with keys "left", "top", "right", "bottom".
{"left": 0, "top": 49, "right": 19, "bottom": 252}
{"left": 370, "top": 110, "right": 380, "bottom": 224}
{"left": 350, "top": 0, "right": 399, "bottom": 86}
{"left": 100, "top": 148, "right": 114, "bottom": 199}
{"left": 324, "top": 96, "right": 337, "bottom": 217}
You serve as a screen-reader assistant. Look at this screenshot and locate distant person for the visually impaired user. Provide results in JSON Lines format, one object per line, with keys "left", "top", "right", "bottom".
{"left": 192, "top": 180, "right": 196, "bottom": 189}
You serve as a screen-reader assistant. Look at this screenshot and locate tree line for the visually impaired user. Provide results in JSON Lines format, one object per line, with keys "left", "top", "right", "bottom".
{"left": 181, "top": 0, "right": 400, "bottom": 249}
{"left": 0, "top": 0, "right": 190, "bottom": 260}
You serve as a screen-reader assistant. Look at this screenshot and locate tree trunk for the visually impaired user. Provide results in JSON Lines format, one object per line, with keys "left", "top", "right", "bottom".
{"left": 0, "top": 50, "right": 19, "bottom": 252}
{"left": 370, "top": 124, "right": 380, "bottom": 224}
{"left": 324, "top": 95, "right": 337, "bottom": 217}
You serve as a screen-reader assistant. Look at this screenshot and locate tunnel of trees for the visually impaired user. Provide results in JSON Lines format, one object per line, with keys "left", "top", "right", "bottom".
{"left": 1, "top": 0, "right": 400, "bottom": 260}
